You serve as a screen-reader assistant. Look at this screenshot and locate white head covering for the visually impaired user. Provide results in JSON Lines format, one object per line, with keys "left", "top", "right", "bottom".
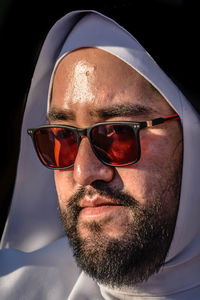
{"left": 0, "top": 10, "right": 200, "bottom": 299}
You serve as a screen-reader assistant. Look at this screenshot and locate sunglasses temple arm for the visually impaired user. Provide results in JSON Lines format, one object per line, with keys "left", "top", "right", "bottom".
{"left": 162, "top": 114, "right": 180, "bottom": 122}
{"left": 146, "top": 114, "right": 180, "bottom": 127}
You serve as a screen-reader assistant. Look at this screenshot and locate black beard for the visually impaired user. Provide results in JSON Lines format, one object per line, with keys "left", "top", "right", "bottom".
{"left": 58, "top": 178, "right": 180, "bottom": 288}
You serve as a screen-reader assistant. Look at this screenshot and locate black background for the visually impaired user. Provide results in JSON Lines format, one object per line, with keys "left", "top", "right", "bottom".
{"left": 0, "top": 0, "right": 199, "bottom": 238}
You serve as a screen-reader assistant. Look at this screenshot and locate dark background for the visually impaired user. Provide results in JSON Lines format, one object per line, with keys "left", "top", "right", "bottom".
{"left": 0, "top": 0, "right": 199, "bottom": 238}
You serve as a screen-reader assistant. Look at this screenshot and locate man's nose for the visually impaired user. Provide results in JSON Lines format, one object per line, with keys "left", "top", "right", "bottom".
{"left": 73, "top": 137, "right": 115, "bottom": 186}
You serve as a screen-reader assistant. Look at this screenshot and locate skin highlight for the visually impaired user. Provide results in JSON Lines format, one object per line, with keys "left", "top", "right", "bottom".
{"left": 49, "top": 48, "right": 183, "bottom": 286}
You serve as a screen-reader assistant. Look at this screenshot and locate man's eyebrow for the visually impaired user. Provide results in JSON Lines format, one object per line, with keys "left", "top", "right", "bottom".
{"left": 47, "top": 104, "right": 156, "bottom": 122}
{"left": 47, "top": 109, "right": 75, "bottom": 122}
{"left": 92, "top": 104, "right": 156, "bottom": 119}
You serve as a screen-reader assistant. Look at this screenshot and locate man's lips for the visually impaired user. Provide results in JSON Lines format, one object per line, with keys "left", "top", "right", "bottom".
{"left": 79, "top": 197, "right": 123, "bottom": 218}
{"left": 80, "top": 197, "right": 120, "bottom": 208}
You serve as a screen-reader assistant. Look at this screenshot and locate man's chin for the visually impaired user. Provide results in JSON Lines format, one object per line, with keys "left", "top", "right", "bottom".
{"left": 77, "top": 205, "right": 133, "bottom": 239}
{"left": 63, "top": 210, "right": 175, "bottom": 287}
{"left": 67, "top": 223, "right": 167, "bottom": 287}
{"left": 58, "top": 182, "right": 180, "bottom": 287}
{"left": 77, "top": 222, "right": 126, "bottom": 243}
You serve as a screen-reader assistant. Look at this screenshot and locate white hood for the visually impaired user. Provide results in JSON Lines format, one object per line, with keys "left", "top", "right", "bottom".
{"left": 0, "top": 10, "right": 200, "bottom": 299}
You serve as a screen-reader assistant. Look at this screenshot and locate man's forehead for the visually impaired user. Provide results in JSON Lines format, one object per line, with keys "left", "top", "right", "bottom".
{"left": 53, "top": 47, "right": 151, "bottom": 86}
{"left": 50, "top": 47, "right": 173, "bottom": 121}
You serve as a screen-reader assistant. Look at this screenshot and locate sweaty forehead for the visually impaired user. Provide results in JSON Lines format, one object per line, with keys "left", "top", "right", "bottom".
{"left": 49, "top": 48, "right": 172, "bottom": 120}
{"left": 51, "top": 48, "right": 157, "bottom": 94}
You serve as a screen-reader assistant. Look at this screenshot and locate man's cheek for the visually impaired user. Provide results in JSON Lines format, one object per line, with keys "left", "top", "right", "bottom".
{"left": 117, "top": 169, "right": 149, "bottom": 206}
{"left": 54, "top": 171, "right": 73, "bottom": 200}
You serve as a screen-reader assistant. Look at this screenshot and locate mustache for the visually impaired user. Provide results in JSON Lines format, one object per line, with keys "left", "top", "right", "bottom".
{"left": 67, "top": 181, "right": 138, "bottom": 210}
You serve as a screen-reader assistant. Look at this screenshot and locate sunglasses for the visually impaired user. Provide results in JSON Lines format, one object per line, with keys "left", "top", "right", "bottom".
{"left": 27, "top": 113, "right": 179, "bottom": 170}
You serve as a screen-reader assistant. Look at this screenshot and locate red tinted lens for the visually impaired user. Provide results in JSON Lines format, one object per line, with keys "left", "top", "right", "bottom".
{"left": 91, "top": 124, "right": 138, "bottom": 165}
{"left": 34, "top": 127, "right": 78, "bottom": 168}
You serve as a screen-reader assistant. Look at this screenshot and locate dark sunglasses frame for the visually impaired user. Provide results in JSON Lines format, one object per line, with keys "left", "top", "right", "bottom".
{"left": 27, "top": 113, "right": 180, "bottom": 170}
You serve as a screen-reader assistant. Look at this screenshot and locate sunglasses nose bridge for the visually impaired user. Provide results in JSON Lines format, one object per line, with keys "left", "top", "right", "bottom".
{"left": 76, "top": 128, "right": 91, "bottom": 146}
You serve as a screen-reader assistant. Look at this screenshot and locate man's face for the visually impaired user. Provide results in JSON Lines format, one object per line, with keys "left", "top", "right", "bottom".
{"left": 49, "top": 48, "right": 183, "bottom": 286}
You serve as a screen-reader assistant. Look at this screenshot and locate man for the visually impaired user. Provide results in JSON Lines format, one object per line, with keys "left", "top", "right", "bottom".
{"left": 0, "top": 10, "right": 200, "bottom": 299}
